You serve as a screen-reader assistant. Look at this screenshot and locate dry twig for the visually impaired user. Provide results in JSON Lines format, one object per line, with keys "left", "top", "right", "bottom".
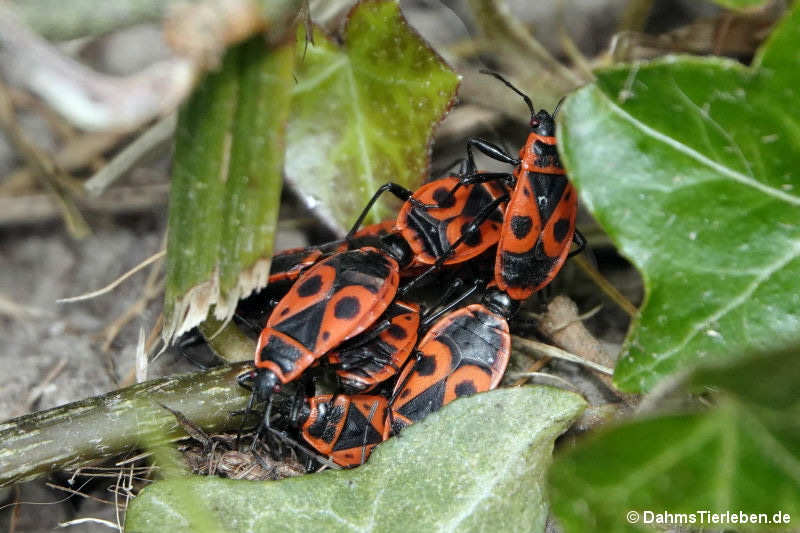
{"left": 58, "top": 249, "right": 165, "bottom": 304}
{"left": 85, "top": 114, "right": 176, "bottom": 196}
{"left": 0, "top": 80, "right": 90, "bottom": 237}
{"left": 573, "top": 255, "right": 638, "bottom": 317}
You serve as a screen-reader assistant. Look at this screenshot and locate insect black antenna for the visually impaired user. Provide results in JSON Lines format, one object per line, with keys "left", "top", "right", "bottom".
{"left": 479, "top": 69, "right": 535, "bottom": 119}
{"left": 552, "top": 96, "right": 566, "bottom": 120}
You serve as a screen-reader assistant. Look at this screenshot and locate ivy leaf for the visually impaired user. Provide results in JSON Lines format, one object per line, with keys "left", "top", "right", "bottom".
{"left": 285, "top": 1, "right": 459, "bottom": 232}
{"left": 124, "top": 387, "right": 586, "bottom": 532}
{"left": 164, "top": 38, "right": 294, "bottom": 341}
{"left": 559, "top": 4, "right": 800, "bottom": 392}
{"left": 549, "top": 346, "right": 800, "bottom": 533}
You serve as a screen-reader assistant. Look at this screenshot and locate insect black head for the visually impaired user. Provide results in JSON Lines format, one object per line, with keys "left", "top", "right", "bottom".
{"left": 530, "top": 110, "right": 555, "bottom": 137}
{"left": 481, "top": 288, "right": 520, "bottom": 319}
{"left": 254, "top": 370, "right": 281, "bottom": 401}
{"left": 379, "top": 233, "right": 414, "bottom": 268}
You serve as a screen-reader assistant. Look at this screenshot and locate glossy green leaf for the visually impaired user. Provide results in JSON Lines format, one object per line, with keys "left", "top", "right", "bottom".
{"left": 559, "top": 4, "right": 800, "bottom": 392}
{"left": 124, "top": 387, "right": 585, "bottom": 532}
{"left": 164, "top": 38, "right": 294, "bottom": 340}
{"left": 285, "top": 1, "right": 459, "bottom": 231}
{"left": 549, "top": 346, "right": 800, "bottom": 532}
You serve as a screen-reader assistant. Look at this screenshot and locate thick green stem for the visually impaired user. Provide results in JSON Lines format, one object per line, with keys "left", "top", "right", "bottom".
{"left": 0, "top": 363, "right": 262, "bottom": 487}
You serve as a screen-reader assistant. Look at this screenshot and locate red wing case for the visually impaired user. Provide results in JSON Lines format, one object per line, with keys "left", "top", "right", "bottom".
{"left": 301, "top": 394, "right": 389, "bottom": 467}
{"left": 255, "top": 248, "right": 399, "bottom": 383}
{"left": 389, "top": 303, "right": 510, "bottom": 435}
{"left": 396, "top": 176, "right": 505, "bottom": 266}
{"left": 496, "top": 133, "right": 575, "bottom": 299}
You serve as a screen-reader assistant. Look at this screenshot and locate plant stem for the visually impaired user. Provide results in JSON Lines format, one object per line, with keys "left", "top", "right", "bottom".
{"left": 0, "top": 363, "right": 263, "bottom": 487}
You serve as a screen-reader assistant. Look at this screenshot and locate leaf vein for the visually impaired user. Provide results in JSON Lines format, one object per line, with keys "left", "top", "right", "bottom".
{"left": 601, "top": 91, "right": 800, "bottom": 206}
{"left": 639, "top": 241, "right": 800, "bottom": 375}
{"left": 669, "top": 79, "right": 756, "bottom": 181}
{"left": 346, "top": 62, "right": 376, "bottom": 202}
{"left": 292, "top": 57, "right": 349, "bottom": 95}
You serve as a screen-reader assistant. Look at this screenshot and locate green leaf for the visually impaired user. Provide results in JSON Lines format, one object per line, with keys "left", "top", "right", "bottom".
{"left": 285, "top": 1, "right": 459, "bottom": 231}
{"left": 710, "top": 0, "right": 768, "bottom": 9}
{"left": 164, "top": 37, "right": 294, "bottom": 340}
{"left": 687, "top": 345, "right": 800, "bottom": 411}
{"left": 124, "top": 387, "right": 585, "bottom": 532}
{"left": 559, "top": 4, "right": 800, "bottom": 393}
{"left": 549, "top": 346, "right": 800, "bottom": 532}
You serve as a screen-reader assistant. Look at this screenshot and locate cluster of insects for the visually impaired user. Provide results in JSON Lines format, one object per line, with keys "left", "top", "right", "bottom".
{"left": 233, "top": 73, "right": 585, "bottom": 468}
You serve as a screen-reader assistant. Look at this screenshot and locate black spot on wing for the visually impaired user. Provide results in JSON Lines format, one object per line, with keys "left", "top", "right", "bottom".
{"left": 297, "top": 274, "right": 323, "bottom": 297}
{"left": 455, "top": 380, "right": 477, "bottom": 397}
{"left": 432, "top": 187, "right": 455, "bottom": 208}
{"left": 415, "top": 354, "right": 437, "bottom": 376}
{"left": 334, "top": 297, "right": 361, "bottom": 319}
{"left": 387, "top": 324, "right": 408, "bottom": 340}
{"left": 553, "top": 217, "right": 570, "bottom": 243}
{"left": 459, "top": 221, "right": 482, "bottom": 247}
{"left": 510, "top": 215, "right": 533, "bottom": 239}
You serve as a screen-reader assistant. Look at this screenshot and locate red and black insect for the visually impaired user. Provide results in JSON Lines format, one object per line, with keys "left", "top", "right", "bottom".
{"left": 346, "top": 175, "right": 509, "bottom": 277}
{"left": 241, "top": 81, "right": 578, "bottom": 431}
{"left": 233, "top": 220, "right": 396, "bottom": 338}
{"left": 394, "top": 174, "right": 508, "bottom": 269}
{"left": 444, "top": 71, "right": 584, "bottom": 300}
{"left": 295, "top": 393, "right": 388, "bottom": 468}
{"left": 327, "top": 300, "right": 421, "bottom": 393}
{"left": 243, "top": 246, "right": 403, "bottom": 406}
{"left": 386, "top": 285, "right": 515, "bottom": 436}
